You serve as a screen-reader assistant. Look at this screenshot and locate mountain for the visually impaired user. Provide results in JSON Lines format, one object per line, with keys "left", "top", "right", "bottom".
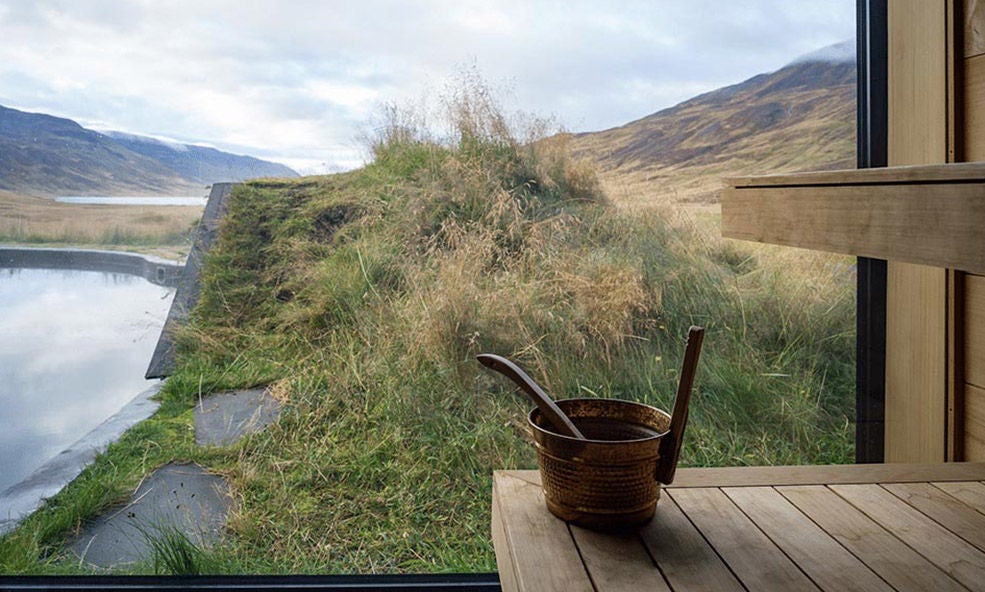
{"left": 0, "top": 105, "right": 297, "bottom": 196}
{"left": 103, "top": 131, "right": 297, "bottom": 186}
{"left": 571, "top": 41, "right": 856, "bottom": 209}
{"left": 0, "top": 105, "right": 197, "bottom": 196}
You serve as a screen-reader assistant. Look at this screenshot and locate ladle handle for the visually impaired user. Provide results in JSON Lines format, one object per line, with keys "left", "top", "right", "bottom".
{"left": 655, "top": 326, "right": 704, "bottom": 485}
{"left": 477, "top": 354, "right": 586, "bottom": 440}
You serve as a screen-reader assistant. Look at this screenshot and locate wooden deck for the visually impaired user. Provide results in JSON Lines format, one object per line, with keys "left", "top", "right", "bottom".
{"left": 492, "top": 464, "right": 985, "bottom": 591}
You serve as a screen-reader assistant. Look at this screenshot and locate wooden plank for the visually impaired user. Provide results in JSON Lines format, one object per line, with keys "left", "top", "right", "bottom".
{"left": 968, "top": 274, "right": 985, "bottom": 389}
{"left": 886, "top": 263, "right": 948, "bottom": 462}
{"left": 668, "top": 488, "right": 820, "bottom": 591}
{"left": 491, "top": 489, "right": 519, "bottom": 592}
{"left": 491, "top": 472, "right": 594, "bottom": 592}
{"left": 640, "top": 493, "right": 744, "bottom": 592}
{"left": 889, "top": 0, "right": 949, "bottom": 165}
{"left": 967, "top": 383, "right": 985, "bottom": 460}
{"left": 720, "top": 182, "right": 985, "bottom": 274}
{"left": 779, "top": 485, "right": 968, "bottom": 592}
{"left": 883, "top": 481, "right": 985, "bottom": 550}
{"left": 933, "top": 480, "right": 985, "bottom": 511}
{"left": 950, "top": 0, "right": 959, "bottom": 164}
{"left": 948, "top": 271, "right": 965, "bottom": 461}
{"left": 962, "top": 275, "right": 985, "bottom": 458}
{"left": 497, "top": 464, "right": 985, "bottom": 489}
{"left": 832, "top": 483, "right": 985, "bottom": 590}
{"left": 967, "top": 0, "right": 985, "bottom": 57}
{"left": 570, "top": 527, "right": 671, "bottom": 592}
{"left": 724, "top": 487, "right": 892, "bottom": 591}
{"left": 725, "top": 161, "right": 985, "bottom": 187}
{"left": 884, "top": 0, "right": 951, "bottom": 465}
{"left": 967, "top": 55, "right": 985, "bottom": 161}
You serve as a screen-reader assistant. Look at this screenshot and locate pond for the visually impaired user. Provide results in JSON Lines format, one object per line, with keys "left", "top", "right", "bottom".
{"left": 56, "top": 196, "right": 208, "bottom": 206}
{"left": 0, "top": 267, "right": 174, "bottom": 493}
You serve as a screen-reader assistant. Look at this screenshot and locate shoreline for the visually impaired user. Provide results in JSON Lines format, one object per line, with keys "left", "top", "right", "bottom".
{"left": 0, "top": 383, "right": 162, "bottom": 536}
{"left": 0, "top": 245, "right": 184, "bottom": 287}
{"left": 0, "top": 246, "right": 185, "bottom": 535}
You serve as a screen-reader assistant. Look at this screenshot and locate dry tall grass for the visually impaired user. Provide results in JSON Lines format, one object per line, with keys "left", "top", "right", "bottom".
{"left": 0, "top": 190, "right": 201, "bottom": 258}
{"left": 165, "top": 76, "right": 853, "bottom": 570}
{"left": 0, "top": 75, "right": 856, "bottom": 574}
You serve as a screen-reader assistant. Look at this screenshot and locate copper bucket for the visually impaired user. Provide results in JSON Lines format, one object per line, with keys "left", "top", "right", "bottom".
{"left": 529, "top": 398, "right": 677, "bottom": 529}
{"left": 527, "top": 326, "right": 703, "bottom": 529}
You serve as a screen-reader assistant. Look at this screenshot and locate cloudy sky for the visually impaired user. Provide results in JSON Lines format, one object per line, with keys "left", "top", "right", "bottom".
{"left": 0, "top": 1, "right": 855, "bottom": 174}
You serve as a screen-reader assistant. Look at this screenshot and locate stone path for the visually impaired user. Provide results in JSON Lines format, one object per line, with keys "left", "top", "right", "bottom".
{"left": 194, "top": 388, "right": 282, "bottom": 447}
{"left": 69, "top": 387, "right": 281, "bottom": 568}
{"left": 69, "top": 463, "right": 230, "bottom": 567}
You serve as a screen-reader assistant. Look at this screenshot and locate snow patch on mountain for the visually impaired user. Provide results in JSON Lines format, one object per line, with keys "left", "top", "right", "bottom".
{"left": 788, "top": 40, "right": 855, "bottom": 65}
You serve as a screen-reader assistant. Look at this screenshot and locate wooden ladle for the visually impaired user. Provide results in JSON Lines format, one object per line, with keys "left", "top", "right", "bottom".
{"left": 478, "top": 325, "right": 704, "bottom": 452}
{"left": 476, "top": 354, "right": 586, "bottom": 439}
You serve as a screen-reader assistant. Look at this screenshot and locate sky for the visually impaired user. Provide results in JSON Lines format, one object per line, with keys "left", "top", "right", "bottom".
{"left": 0, "top": 1, "right": 856, "bottom": 174}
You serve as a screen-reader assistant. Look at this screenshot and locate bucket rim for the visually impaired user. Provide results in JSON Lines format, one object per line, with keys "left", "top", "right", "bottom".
{"left": 527, "top": 397, "right": 671, "bottom": 444}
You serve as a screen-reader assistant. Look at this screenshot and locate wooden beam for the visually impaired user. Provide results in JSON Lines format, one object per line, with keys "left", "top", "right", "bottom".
{"left": 720, "top": 165, "right": 985, "bottom": 274}
{"left": 726, "top": 161, "right": 985, "bottom": 187}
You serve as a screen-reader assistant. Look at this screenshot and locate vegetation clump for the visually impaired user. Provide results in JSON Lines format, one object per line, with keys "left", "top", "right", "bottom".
{"left": 0, "top": 76, "right": 854, "bottom": 573}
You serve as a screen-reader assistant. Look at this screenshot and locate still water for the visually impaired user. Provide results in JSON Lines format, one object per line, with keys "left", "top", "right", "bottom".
{"left": 0, "top": 268, "right": 173, "bottom": 492}
{"left": 56, "top": 196, "right": 207, "bottom": 206}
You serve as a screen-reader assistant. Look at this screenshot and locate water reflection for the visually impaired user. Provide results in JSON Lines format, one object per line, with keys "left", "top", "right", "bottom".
{"left": 0, "top": 268, "right": 173, "bottom": 492}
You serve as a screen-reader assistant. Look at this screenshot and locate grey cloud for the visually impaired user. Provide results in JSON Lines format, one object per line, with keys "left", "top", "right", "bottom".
{"left": 0, "top": 0, "right": 855, "bottom": 171}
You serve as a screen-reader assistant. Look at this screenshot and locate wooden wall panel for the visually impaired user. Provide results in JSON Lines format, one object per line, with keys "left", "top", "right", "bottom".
{"left": 966, "top": 384, "right": 985, "bottom": 460}
{"left": 885, "top": 0, "right": 951, "bottom": 462}
{"left": 886, "top": 264, "right": 949, "bottom": 461}
{"left": 965, "top": 54, "right": 985, "bottom": 161}
{"left": 963, "top": 0, "right": 985, "bottom": 460}
{"left": 967, "top": 275, "right": 985, "bottom": 388}
{"left": 967, "top": 0, "right": 985, "bottom": 57}
{"left": 888, "top": 1, "right": 949, "bottom": 164}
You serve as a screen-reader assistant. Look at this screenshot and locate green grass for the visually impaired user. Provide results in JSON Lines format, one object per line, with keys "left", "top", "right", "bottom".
{"left": 0, "top": 76, "right": 855, "bottom": 574}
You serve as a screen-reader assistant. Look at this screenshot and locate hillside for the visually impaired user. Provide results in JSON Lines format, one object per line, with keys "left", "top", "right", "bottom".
{"left": 571, "top": 41, "right": 856, "bottom": 209}
{"left": 0, "top": 71, "right": 858, "bottom": 575}
{"left": 104, "top": 131, "right": 297, "bottom": 186}
{"left": 0, "top": 105, "right": 297, "bottom": 197}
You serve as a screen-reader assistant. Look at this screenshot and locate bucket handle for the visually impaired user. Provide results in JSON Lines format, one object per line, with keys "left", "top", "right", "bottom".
{"left": 655, "top": 326, "right": 704, "bottom": 485}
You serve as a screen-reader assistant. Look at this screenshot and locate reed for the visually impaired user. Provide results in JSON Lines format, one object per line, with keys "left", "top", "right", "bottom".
{"left": 0, "top": 191, "right": 200, "bottom": 257}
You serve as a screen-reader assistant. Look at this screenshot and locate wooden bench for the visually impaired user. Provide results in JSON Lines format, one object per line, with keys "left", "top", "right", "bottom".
{"left": 492, "top": 463, "right": 985, "bottom": 591}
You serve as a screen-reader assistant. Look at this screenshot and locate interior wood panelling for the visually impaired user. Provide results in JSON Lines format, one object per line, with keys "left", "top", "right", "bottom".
{"left": 885, "top": 0, "right": 950, "bottom": 463}
{"left": 949, "top": 271, "right": 965, "bottom": 461}
{"left": 964, "top": 54, "right": 985, "bottom": 161}
{"left": 966, "top": 274, "right": 985, "bottom": 389}
{"left": 886, "top": 264, "right": 949, "bottom": 462}
{"left": 888, "top": 1, "right": 949, "bottom": 165}
{"left": 966, "top": 384, "right": 985, "bottom": 460}
{"left": 967, "top": 0, "right": 985, "bottom": 57}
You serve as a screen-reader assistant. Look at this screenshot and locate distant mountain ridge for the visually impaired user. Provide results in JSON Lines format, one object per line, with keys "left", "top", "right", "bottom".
{"left": 103, "top": 131, "right": 297, "bottom": 187}
{"left": 571, "top": 40, "right": 856, "bottom": 208}
{"left": 0, "top": 105, "right": 297, "bottom": 196}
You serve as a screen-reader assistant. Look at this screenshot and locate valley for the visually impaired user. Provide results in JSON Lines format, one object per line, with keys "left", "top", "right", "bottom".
{"left": 0, "top": 189, "right": 202, "bottom": 260}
